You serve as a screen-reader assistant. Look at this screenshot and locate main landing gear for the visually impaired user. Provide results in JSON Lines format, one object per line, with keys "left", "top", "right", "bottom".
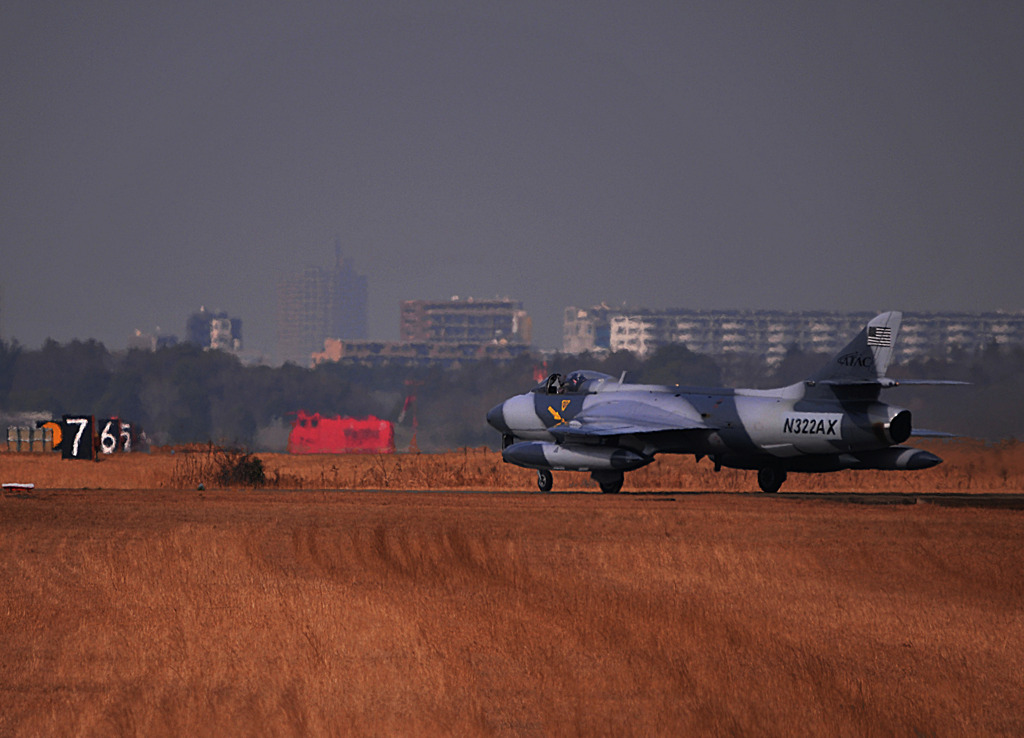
{"left": 757, "top": 466, "right": 788, "bottom": 494}
{"left": 533, "top": 469, "right": 624, "bottom": 494}
{"left": 591, "top": 470, "right": 624, "bottom": 494}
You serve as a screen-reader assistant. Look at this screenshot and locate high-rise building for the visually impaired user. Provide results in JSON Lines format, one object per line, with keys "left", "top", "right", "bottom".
{"left": 276, "top": 243, "right": 368, "bottom": 365}
{"left": 185, "top": 307, "right": 243, "bottom": 352}
{"left": 400, "top": 297, "right": 531, "bottom": 346}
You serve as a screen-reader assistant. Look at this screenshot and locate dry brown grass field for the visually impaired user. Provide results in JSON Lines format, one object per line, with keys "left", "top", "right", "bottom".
{"left": 1, "top": 441, "right": 1023, "bottom": 735}
{"left": 2, "top": 438, "right": 1023, "bottom": 493}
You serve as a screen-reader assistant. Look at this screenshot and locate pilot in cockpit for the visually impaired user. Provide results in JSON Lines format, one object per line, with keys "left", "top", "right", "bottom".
{"left": 562, "top": 372, "right": 583, "bottom": 394}
{"left": 545, "top": 372, "right": 587, "bottom": 394}
{"left": 545, "top": 373, "right": 564, "bottom": 394}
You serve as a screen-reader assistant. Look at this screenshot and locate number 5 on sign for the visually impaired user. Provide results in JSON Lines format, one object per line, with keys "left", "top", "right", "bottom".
{"left": 62, "top": 415, "right": 95, "bottom": 460}
{"left": 119, "top": 421, "right": 132, "bottom": 453}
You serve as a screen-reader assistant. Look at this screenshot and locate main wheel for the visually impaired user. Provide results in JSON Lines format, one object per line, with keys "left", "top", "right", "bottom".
{"left": 757, "top": 466, "right": 787, "bottom": 494}
{"left": 537, "top": 469, "right": 553, "bottom": 492}
{"left": 599, "top": 477, "right": 624, "bottom": 494}
{"left": 591, "top": 470, "right": 624, "bottom": 494}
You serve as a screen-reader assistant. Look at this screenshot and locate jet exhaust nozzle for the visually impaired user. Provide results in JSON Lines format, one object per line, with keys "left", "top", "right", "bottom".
{"left": 885, "top": 410, "right": 913, "bottom": 445}
{"left": 502, "top": 441, "right": 651, "bottom": 472}
{"left": 868, "top": 404, "right": 913, "bottom": 445}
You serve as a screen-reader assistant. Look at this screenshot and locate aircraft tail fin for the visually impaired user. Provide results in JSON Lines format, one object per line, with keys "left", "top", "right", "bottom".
{"left": 808, "top": 311, "right": 901, "bottom": 386}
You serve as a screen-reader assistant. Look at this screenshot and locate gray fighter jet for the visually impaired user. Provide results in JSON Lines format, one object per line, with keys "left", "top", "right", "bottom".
{"left": 487, "top": 311, "right": 961, "bottom": 493}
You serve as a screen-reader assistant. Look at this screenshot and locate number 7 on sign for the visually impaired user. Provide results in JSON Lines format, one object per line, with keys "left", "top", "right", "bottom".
{"left": 61, "top": 416, "right": 95, "bottom": 460}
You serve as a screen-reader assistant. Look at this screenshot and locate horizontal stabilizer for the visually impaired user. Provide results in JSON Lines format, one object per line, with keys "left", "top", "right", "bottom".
{"left": 912, "top": 428, "right": 960, "bottom": 438}
{"left": 818, "top": 378, "right": 971, "bottom": 388}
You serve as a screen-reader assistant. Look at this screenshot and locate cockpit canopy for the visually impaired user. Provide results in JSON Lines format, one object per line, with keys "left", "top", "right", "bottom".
{"left": 533, "top": 370, "right": 615, "bottom": 395}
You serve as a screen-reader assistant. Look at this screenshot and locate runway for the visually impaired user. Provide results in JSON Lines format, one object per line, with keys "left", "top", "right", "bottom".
{"left": 437, "top": 488, "right": 1024, "bottom": 510}
{"left": 5, "top": 486, "right": 1024, "bottom": 511}
{"left": 768, "top": 491, "right": 1024, "bottom": 509}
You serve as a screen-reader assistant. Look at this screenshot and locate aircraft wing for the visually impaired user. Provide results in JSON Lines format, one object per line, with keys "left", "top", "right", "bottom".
{"left": 550, "top": 400, "right": 712, "bottom": 439}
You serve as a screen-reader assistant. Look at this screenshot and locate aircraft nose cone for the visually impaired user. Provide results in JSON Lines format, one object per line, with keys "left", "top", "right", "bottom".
{"left": 486, "top": 402, "right": 509, "bottom": 433}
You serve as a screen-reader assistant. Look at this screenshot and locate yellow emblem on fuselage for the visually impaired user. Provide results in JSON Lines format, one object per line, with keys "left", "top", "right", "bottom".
{"left": 548, "top": 399, "right": 574, "bottom": 426}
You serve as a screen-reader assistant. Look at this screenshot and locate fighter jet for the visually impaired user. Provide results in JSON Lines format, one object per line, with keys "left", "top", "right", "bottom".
{"left": 487, "top": 311, "right": 962, "bottom": 493}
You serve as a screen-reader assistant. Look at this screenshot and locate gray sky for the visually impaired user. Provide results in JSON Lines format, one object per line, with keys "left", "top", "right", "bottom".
{"left": 3, "top": 1, "right": 1022, "bottom": 355}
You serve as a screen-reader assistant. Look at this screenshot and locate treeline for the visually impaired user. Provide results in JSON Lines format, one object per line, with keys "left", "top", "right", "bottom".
{"left": 0, "top": 338, "right": 1019, "bottom": 449}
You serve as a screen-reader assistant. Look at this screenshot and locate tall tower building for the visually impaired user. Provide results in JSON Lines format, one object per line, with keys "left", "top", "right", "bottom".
{"left": 328, "top": 242, "right": 369, "bottom": 341}
{"left": 276, "top": 243, "right": 368, "bottom": 365}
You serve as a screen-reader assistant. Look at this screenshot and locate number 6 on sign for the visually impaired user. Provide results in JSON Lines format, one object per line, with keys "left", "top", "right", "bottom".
{"left": 100, "top": 419, "right": 119, "bottom": 455}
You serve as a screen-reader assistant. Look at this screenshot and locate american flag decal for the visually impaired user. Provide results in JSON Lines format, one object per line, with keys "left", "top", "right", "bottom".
{"left": 867, "top": 326, "right": 892, "bottom": 347}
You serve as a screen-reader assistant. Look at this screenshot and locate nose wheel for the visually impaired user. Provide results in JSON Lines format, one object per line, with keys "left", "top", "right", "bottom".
{"left": 537, "top": 469, "right": 553, "bottom": 492}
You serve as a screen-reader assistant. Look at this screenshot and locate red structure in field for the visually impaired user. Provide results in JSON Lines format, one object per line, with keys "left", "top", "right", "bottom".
{"left": 287, "top": 412, "right": 395, "bottom": 454}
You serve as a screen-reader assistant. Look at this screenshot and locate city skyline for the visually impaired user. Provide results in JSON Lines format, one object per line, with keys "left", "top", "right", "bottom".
{"left": 3, "top": 3, "right": 1023, "bottom": 353}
